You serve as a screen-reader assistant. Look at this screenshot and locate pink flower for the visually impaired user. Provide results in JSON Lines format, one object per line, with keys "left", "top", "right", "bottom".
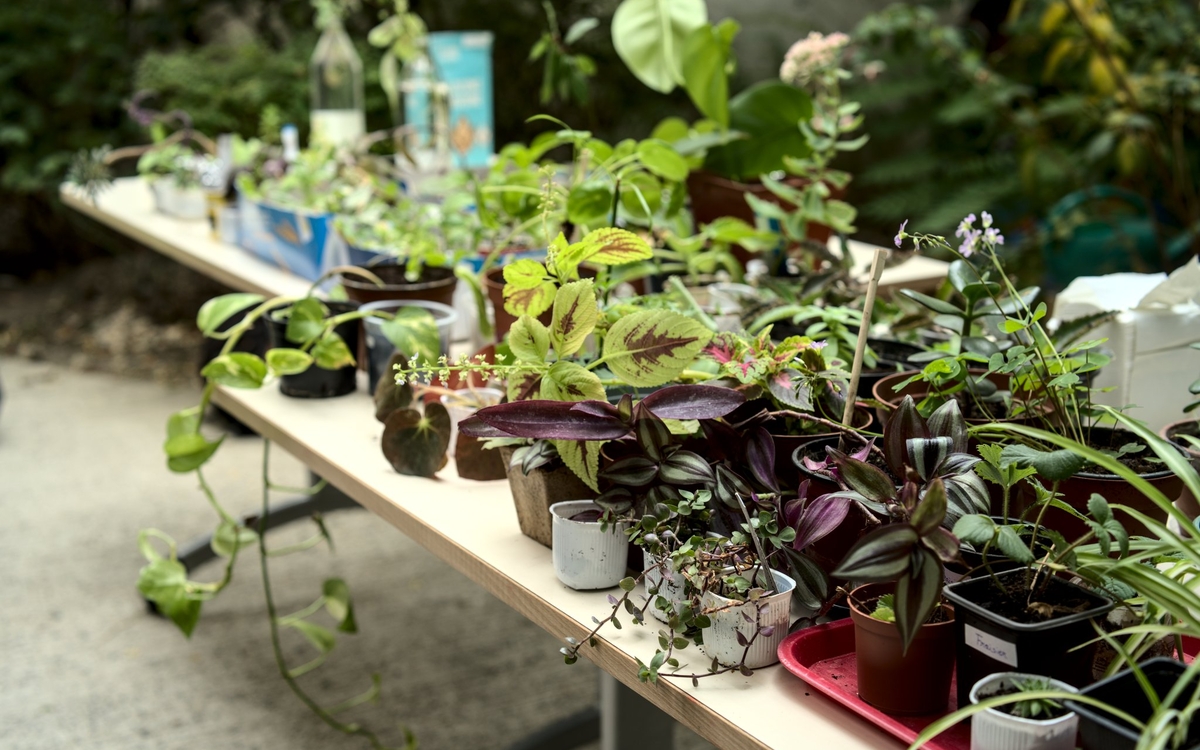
{"left": 780, "top": 31, "right": 850, "bottom": 86}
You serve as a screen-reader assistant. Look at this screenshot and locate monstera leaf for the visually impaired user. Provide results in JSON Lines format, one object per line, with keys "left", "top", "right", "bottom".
{"left": 602, "top": 310, "right": 712, "bottom": 387}
{"left": 381, "top": 402, "right": 451, "bottom": 478}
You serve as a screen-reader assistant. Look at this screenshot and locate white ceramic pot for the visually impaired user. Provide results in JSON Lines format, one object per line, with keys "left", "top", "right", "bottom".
{"left": 969, "top": 672, "right": 1079, "bottom": 750}
{"left": 642, "top": 551, "right": 688, "bottom": 623}
{"left": 550, "top": 501, "right": 630, "bottom": 590}
{"left": 700, "top": 569, "right": 795, "bottom": 669}
{"left": 440, "top": 388, "right": 503, "bottom": 458}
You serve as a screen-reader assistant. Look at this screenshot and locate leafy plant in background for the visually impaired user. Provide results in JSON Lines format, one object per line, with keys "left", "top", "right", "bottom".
{"left": 529, "top": 1, "right": 599, "bottom": 108}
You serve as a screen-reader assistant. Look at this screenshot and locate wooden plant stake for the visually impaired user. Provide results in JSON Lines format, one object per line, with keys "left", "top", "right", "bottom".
{"left": 842, "top": 248, "right": 889, "bottom": 427}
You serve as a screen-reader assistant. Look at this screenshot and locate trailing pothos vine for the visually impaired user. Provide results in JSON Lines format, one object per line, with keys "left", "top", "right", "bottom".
{"left": 137, "top": 269, "right": 426, "bottom": 749}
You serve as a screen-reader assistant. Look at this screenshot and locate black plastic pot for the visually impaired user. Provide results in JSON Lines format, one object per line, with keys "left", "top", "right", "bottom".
{"left": 267, "top": 300, "right": 361, "bottom": 399}
{"left": 1067, "top": 657, "right": 1199, "bottom": 750}
{"left": 944, "top": 569, "right": 1116, "bottom": 707}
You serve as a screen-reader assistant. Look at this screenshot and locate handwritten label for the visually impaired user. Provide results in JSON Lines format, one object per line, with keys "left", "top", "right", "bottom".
{"left": 965, "top": 624, "right": 1017, "bottom": 667}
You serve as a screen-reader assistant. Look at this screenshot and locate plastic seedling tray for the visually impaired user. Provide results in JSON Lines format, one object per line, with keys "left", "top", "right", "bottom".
{"left": 779, "top": 619, "right": 1199, "bottom": 750}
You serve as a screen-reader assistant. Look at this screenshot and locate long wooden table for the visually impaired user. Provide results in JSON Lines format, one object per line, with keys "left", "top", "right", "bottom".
{"left": 62, "top": 176, "right": 930, "bottom": 749}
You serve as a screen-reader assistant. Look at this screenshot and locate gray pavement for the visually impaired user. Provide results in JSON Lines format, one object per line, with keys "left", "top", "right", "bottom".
{"left": 0, "top": 356, "right": 716, "bottom": 750}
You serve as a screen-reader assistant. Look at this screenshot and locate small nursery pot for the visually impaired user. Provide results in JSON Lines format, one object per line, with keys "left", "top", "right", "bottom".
{"left": 550, "top": 501, "right": 630, "bottom": 591}
{"left": 855, "top": 339, "right": 926, "bottom": 400}
{"left": 970, "top": 672, "right": 1080, "bottom": 750}
{"left": 1066, "top": 657, "right": 1200, "bottom": 750}
{"left": 770, "top": 405, "right": 874, "bottom": 489}
{"left": 500, "top": 446, "right": 596, "bottom": 548}
{"left": 642, "top": 551, "right": 689, "bottom": 624}
{"left": 944, "top": 569, "right": 1116, "bottom": 708}
{"left": 360, "top": 299, "right": 458, "bottom": 393}
{"left": 342, "top": 263, "right": 458, "bottom": 308}
{"left": 700, "top": 569, "right": 796, "bottom": 670}
{"left": 849, "top": 582, "right": 956, "bottom": 715}
{"left": 267, "top": 301, "right": 360, "bottom": 399}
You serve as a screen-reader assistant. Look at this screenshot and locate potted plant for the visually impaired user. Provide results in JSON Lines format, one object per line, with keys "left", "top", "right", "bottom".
{"left": 335, "top": 186, "right": 479, "bottom": 307}
{"left": 969, "top": 673, "right": 1080, "bottom": 750}
{"left": 832, "top": 474, "right": 960, "bottom": 715}
{"left": 550, "top": 499, "right": 631, "bottom": 590}
{"left": 139, "top": 140, "right": 215, "bottom": 220}
{"left": 359, "top": 299, "right": 455, "bottom": 393}
{"left": 494, "top": 439, "right": 595, "bottom": 547}
{"left": 1067, "top": 657, "right": 1200, "bottom": 750}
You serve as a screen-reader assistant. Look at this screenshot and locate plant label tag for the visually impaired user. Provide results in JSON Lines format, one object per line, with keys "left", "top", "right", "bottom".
{"left": 964, "top": 624, "right": 1017, "bottom": 667}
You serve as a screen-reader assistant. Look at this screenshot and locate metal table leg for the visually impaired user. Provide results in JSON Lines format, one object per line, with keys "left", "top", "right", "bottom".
{"left": 600, "top": 673, "right": 674, "bottom": 750}
{"left": 176, "top": 473, "right": 359, "bottom": 573}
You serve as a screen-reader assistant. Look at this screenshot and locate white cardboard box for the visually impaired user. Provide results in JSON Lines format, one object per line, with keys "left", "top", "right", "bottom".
{"left": 1053, "top": 259, "right": 1200, "bottom": 431}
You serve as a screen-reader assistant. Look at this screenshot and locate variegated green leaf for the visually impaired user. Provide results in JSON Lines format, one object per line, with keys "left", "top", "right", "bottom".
{"left": 509, "top": 316, "right": 550, "bottom": 362}
{"left": 541, "top": 361, "right": 606, "bottom": 402}
{"left": 312, "top": 333, "right": 355, "bottom": 370}
{"left": 554, "top": 438, "right": 601, "bottom": 491}
{"left": 602, "top": 310, "right": 711, "bottom": 387}
{"left": 502, "top": 259, "right": 550, "bottom": 289}
{"left": 550, "top": 280, "right": 598, "bottom": 357}
{"left": 504, "top": 281, "right": 557, "bottom": 317}
{"left": 576, "top": 227, "right": 654, "bottom": 266}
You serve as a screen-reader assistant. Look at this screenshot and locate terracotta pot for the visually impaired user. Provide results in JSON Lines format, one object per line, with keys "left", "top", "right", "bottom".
{"left": 686, "top": 170, "right": 841, "bottom": 264}
{"left": 499, "top": 445, "right": 595, "bottom": 548}
{"left": 342, "top": 263, "right": 458, "bottom": 307}
{"left": 848, "top": 582, "right": 956, "bottom": 715}
{"left": 1010, "top": 427, "right": 1182, "bottom": 538}
{"left": 484, "top": 266, "right": 599, "bottom": 343}
{"left": 1161, "top": 419, "right": 1200, "bottom": 521}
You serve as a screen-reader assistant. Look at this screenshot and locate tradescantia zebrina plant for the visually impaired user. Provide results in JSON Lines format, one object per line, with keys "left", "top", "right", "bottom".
{"left": 803, "top": 395, "right": 990, "bottom": 527}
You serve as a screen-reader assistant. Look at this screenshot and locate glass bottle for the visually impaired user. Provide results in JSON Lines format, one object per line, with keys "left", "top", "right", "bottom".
{"left": 397, "top": 39, "right": 451, "bottom": 175}
{"left": 309, "top": 17, "right": 365, "bottom": 150}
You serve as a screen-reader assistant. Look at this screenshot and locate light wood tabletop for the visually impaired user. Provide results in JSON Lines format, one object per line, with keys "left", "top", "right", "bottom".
{"left": 60, "top": 179, "right": 313, "bottom": 299}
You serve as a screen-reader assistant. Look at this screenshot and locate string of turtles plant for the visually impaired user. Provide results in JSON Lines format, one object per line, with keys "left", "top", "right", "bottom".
{"left": 138, "top": 267, "right": 431, "bottom": 750}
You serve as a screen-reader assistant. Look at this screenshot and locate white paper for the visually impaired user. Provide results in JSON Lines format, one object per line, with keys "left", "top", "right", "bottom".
{"left": 964, "top": 623, "right": 1018, "bottom": 667}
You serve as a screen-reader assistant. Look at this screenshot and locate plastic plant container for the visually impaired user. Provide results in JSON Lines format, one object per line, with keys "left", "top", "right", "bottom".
{"left": 549, "top": 501, "right": 629, "bottom": 591}
{"left": 1067, "top": 657, "right": 1200, "bottom": 750}
{"left": 969, "top": 672, "right": 1079, "bottom": 750}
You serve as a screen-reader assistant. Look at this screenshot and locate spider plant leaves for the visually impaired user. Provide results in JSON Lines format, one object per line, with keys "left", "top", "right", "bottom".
{"left": 832, "top": 525, "right": 919, "bottom": 581}
{"left": 1000, "top": 443, "right": 1088, "bottom": 482}
{"left": 602, "top": 310, "right": 712, "bottom": 387}
{"left": 381, "top": 402, "right": 451, "bottom": 478}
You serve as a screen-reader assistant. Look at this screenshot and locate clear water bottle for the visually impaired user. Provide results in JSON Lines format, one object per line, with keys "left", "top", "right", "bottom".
{"left": 310, "top": 17, "right": 365, "bottom": 150}
{"left": 397, "top": 39, "right": 450, "bottom": 175}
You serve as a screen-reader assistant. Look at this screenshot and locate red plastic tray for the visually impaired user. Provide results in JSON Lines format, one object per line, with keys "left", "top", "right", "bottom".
{"left": 778, "top": 619, "right": 1199, "bottom": 750}
{"left": 778, "top": 618, "right": 969, "bottom": 749}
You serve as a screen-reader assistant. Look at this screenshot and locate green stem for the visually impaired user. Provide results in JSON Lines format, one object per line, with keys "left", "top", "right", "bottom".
{"left": 257, "top": 440, "right": 407, "bottom": 750}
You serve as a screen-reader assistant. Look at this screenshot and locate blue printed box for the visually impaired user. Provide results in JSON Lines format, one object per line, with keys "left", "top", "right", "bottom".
{"left": 429, "top": 31, "right": 494, "bottom": 170}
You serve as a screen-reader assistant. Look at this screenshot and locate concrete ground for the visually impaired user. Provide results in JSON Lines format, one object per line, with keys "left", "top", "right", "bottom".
{"left": 0, "top": 355, "right": 717, "bottom": 750}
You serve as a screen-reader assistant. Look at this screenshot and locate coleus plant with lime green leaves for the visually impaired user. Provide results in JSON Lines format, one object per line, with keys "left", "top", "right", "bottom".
{"left": 396, "top": 228, "right": 715, "bottom": 488}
